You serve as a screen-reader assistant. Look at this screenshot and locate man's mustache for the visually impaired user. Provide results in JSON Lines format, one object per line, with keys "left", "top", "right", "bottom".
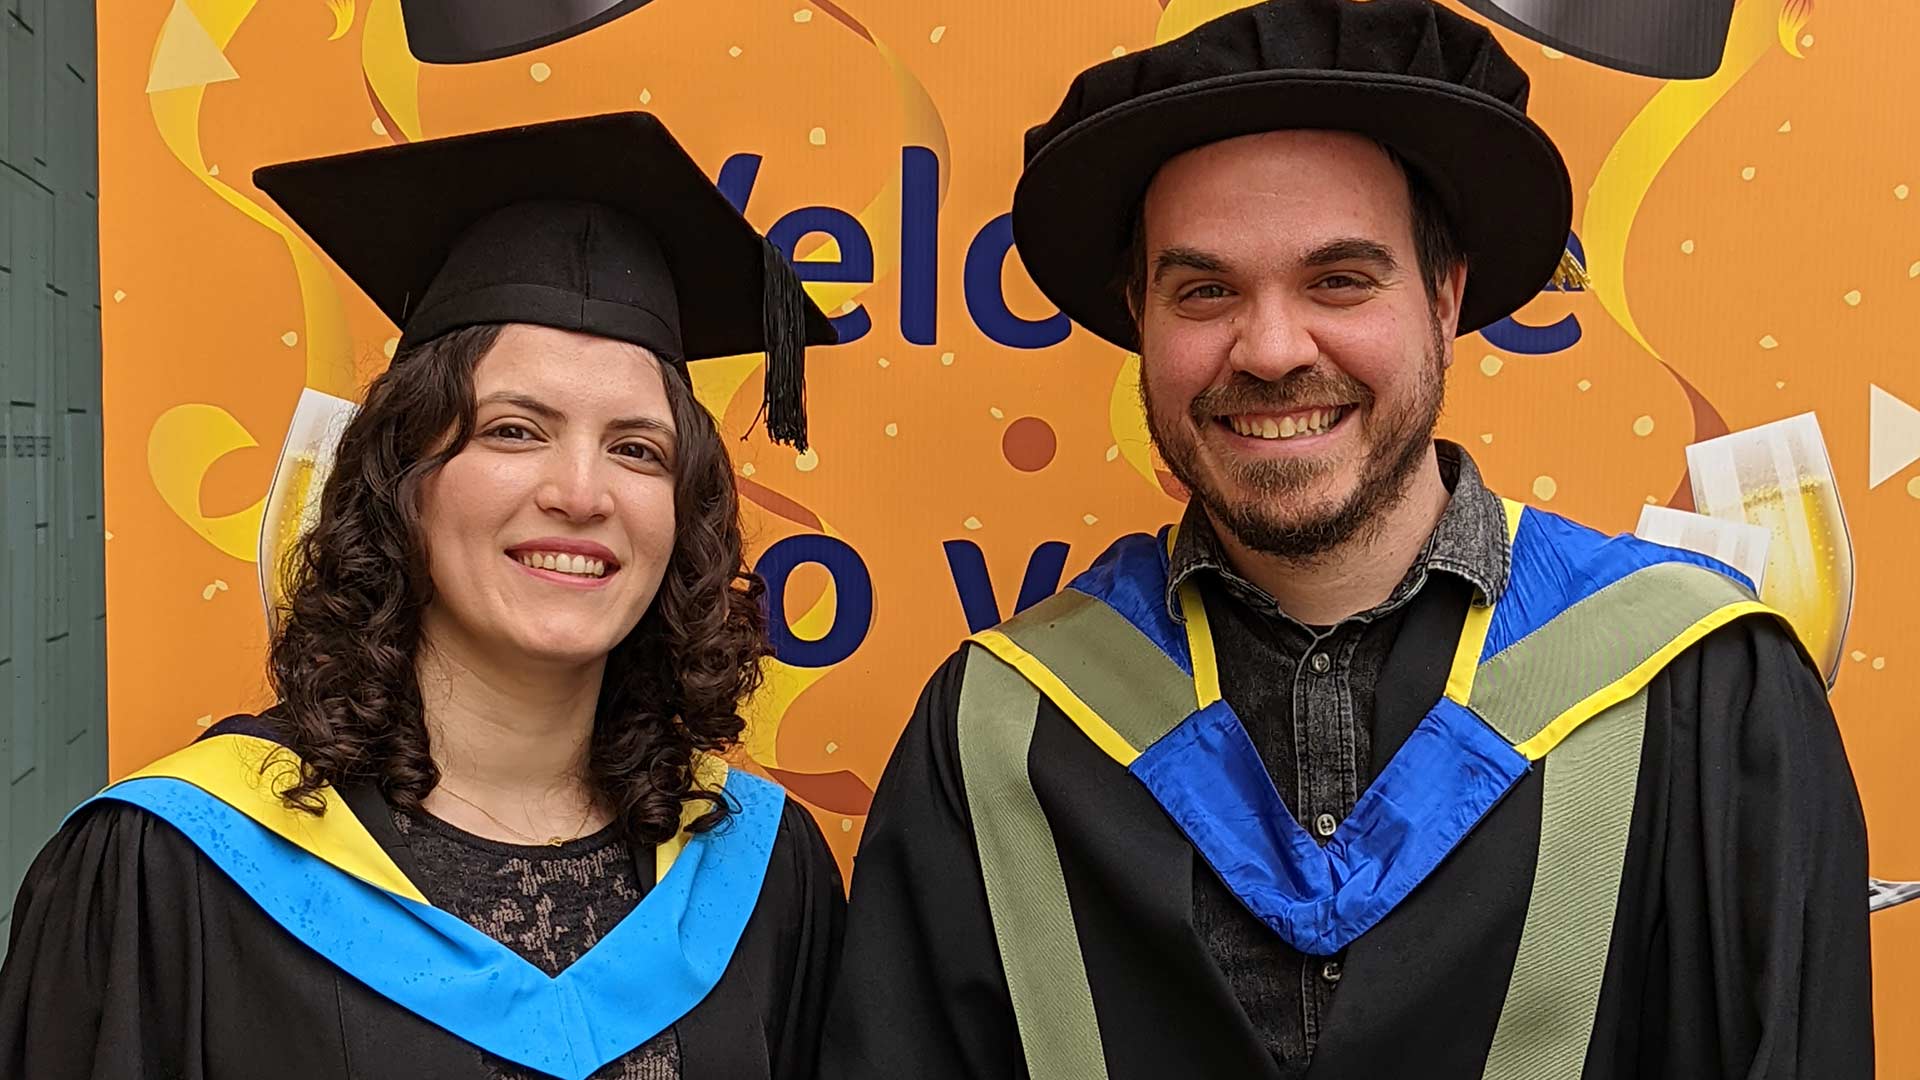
{"left": 1187, "top": 370, "right": 1373, "bottom": 424}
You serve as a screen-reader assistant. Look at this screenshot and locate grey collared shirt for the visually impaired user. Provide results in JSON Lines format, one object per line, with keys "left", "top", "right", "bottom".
{"left": 1166, "top": 440, "right": 1511, "bottom": 1075}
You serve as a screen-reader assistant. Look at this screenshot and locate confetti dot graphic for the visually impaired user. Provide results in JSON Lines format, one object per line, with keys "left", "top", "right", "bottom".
{"left": 1681, "top": 240, "right": 1696, "bottom": 254}
{"left": 1541, "top": 46, "right": 1565, "bottom": 59}
{"left": 963, "top": 516, "right": 983, "bottom": 530}
{"left": 1480, "top": 433, "right": 1494, "bottom": 444}
{"left": 1111, "top": 45, "right": 1126, "bottom": 57}
{"left": 940, "top": 352, "right": 955, "bottom": 366}
{"left": 1741, "top": 166, "right": 1756, "bottom": 181}
{"left": 1479, "top": 355, "right": 1504, "bottom": 376}
{"left": 1633, "top": 415, "right": 1655, "bottom": 436}
{"left": 840, "top": 819, "right": 853, "bottom": 832}
{"left": 741, "top": 462, "right": 757, "bottom": 477}
{"left": 1845, "top": 289, "right": 1863, "bottom": 306}
{"left": 1105, "top": 444, "right": 1120, "bottom": 462}
{"left": 1898, "top": 184, "right": 1912, "bottom": 201}
{"left": 1532, "top": 475, "right": 1558, "bottom": 501}
{"left": 1004, "top": 417, "right": 1058, "bottom": 472}
{"left": 1874, "top": 657, "right": 1887, "bottom": 670}
{"left": 1577, "top": 379, "right": 1592, "bottom": 392}
{"left": 793, "top": 8, "right": 813, "bottom": 22}
{"left": 884, "top": 423, "right": 898, "bottom": 437}
{"left": 371, "top": 117, "right": 386, "bottom": 136}
{"left": 1853, "top": 651, "right": 1868, "bottom": 662}
{"left": 639, "top": 88, "right": 652, "bottom": 104}
{"left": 825, "top": 741, "right": 838, "bottom": 754}
{"left": 989, "top": 407, "right": 1005, "bottom": 420}
{"left": 1083, "top": 514, "right": 1099, "bottom": 525}
{"left": 728, "top": 45, "right": 742, "bottom": 57}
{"left": 281, "top": 331, "right": 299, "bottom": 347}
{"left": 795, "top": 449, "right": 819, "bottom": 472}
{"left": 809, "top": 127, "right": 827, "bottom": 146}
{"left": 1907, "top": 476, "right": 1920, "bottom": 499}
{"left": 112, "top": 290, "right": 126, "bottom": 302}
{"left": 529, "top": 62, "right": 551, "bottom": 82}
{"left": 383, "top": 337, "right": 398, "bottom": 358}
{"left": 1759, "top": 335, "right": 1779, "bottom": 349}
{"left": 929, "top": 25, "right": 946, "bottom": 43}
{"left": 877, "top": 357, "right": 891, "bottom": 368}
{"left": 1778, "top": 120, "right": 1792, "bottom": 133}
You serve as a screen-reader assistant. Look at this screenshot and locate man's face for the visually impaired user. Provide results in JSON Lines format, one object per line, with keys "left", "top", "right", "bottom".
{"left": 1137, "top": 130, "right": 1466, "bottom": 560}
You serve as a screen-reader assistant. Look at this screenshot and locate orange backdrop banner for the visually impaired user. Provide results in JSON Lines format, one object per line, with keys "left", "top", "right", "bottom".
{"left": 99, "top": 0, "right": 1917, "bottom": 1059}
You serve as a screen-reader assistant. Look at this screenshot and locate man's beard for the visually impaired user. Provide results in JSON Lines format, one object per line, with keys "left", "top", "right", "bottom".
{"left": 1143, "top": 318, "right": 1448, "bottom": 562}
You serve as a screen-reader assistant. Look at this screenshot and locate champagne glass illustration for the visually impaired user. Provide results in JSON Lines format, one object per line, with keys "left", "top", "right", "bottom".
{"left": 257, "top": 388, "right": 360, "bottom": 634}
{"left": 1685, "top": 412, "right": 1854, "bottom": 690}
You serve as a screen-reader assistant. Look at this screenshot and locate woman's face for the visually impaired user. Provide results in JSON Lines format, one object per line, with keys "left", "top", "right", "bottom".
{"left": 417, "top": 323, "right": 681, "bottom": 672}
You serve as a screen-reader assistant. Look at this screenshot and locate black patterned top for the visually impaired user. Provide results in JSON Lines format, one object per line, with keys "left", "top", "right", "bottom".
{"left": 391, "top": 806, "right": 681, "bottom": 1079}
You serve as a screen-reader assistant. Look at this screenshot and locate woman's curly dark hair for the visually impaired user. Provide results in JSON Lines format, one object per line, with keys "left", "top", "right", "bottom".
{"left": 264, "top": 323, "right": 770, "bottom": 845}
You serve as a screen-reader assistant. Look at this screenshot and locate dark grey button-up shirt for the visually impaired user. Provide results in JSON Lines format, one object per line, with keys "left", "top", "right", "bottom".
{"left": 1165, "top": 440, "right": 1511, "bottom": 1076}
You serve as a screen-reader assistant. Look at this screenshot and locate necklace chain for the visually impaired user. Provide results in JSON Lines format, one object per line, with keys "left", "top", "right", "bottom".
{"left": 434, "top": 784, "right": 598, "bottom": 847}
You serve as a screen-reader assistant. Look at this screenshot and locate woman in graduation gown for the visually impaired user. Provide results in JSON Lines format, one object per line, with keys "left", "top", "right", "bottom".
{"left": 0, "top": 111, "right": 844, "bottom": 1080}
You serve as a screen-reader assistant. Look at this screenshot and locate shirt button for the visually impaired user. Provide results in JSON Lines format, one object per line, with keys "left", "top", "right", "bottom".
{"left": 1310, "top": 652, "right": 1331, "bottom": 674}
{"left": 1314, "top": 813, "right": 1338, "bottom": 838}
{"left": 1322, "top": 961, "right": 1343, "bottom": 983}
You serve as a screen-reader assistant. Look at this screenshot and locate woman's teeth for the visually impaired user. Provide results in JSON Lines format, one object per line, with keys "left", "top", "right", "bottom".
{"left": 517, "top": 552, "right": 609, "bottom": 578}
{"left": 1229, "top": 407, "right": 1343, "bottom": 440}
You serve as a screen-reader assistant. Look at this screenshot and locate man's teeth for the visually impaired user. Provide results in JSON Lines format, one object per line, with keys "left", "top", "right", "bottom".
{"left": 1229, "top": 408, "right": 1342, "bottom": 440}
{"left": 517, "top": 552, "right": 609, "bottom": 578}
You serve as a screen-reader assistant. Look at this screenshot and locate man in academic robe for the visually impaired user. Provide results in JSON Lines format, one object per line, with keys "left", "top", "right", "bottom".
{"left": 819, "top": 1, "right": 1874, "bottom": 1077}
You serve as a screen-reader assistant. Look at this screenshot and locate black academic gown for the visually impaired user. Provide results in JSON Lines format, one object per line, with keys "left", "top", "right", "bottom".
{"left": 819, "top": 581, "right": 1875, "bottom": 1079}
{"left": 0, "top": 735, "right": 846, "bottom": 1080}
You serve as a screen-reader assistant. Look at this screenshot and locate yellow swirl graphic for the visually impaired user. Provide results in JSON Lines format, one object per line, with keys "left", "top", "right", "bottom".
{"left": 148, "top": 0, "right": 355, "bottom": 398}
{"left": 1582, "top": 0, "right": 1792, "bottom": 363}
{"left": 145, "top": 0, "right": 357, "bottom": 565}
{"left": 362, "top": 0, "right": 423, "bottom": 141}
{"left": 1109, "top": 353, "right": 1161, "bottom": 491}
{"left": 1779, "top": 0, "right": 1814, "bottom": 57}
{"left": 148, "top": 404, "right": 266, "bottom": 560}
{"left": 326, "top": 0, "right": 355, "bottom": 42}
{"left": 738, "top": 516, "right": 847, "bottom": 770}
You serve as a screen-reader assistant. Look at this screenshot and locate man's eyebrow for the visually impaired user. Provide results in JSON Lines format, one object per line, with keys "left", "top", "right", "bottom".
{"left": 1300, "top": 237, "right": 1399, "bottom": 271}
{"left": 1152, "top": 247, "right": 1227, "bottom": 284}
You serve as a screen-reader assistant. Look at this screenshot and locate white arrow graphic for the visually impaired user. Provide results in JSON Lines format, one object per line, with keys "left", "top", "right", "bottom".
{"left": 1868, "top": 384, "right": 1920, "bottom": 489}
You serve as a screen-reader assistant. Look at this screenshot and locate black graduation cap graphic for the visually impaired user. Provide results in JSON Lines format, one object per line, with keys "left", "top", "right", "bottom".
{"left": 1457, "top": 0, "right": 1734, "bottom": 79}
{"left": 400, "top": 0, "right": 661, "bottom": 64}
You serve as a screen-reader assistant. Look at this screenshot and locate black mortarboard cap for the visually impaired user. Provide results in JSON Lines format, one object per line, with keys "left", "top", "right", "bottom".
{"left": 400, "top": 0, "right": 661, "bottom": 65}
{"left": 1457, "top": 0, "right": 1734, "bottom": 80}
{"left": 253, "top": 111, "right": 834, "bottom": 449}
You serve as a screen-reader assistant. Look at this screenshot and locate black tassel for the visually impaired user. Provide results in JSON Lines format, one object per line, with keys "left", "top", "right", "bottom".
{"left": 760, "top": 237, "right": 810, "bottom": 451}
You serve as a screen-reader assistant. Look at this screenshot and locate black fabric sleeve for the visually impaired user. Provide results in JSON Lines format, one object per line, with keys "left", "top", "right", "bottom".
{"left": 0, "top": 802, "right": 209, "bottom": 1080}
{"left": 1600, "top": 614, "right": 1875, "bottom": 1078}
{"left": 817, "top": 651, "right": 1026, "bottom": 1079}
{"left": 765, "top": 796, "right": 848, "bottom": 1080}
